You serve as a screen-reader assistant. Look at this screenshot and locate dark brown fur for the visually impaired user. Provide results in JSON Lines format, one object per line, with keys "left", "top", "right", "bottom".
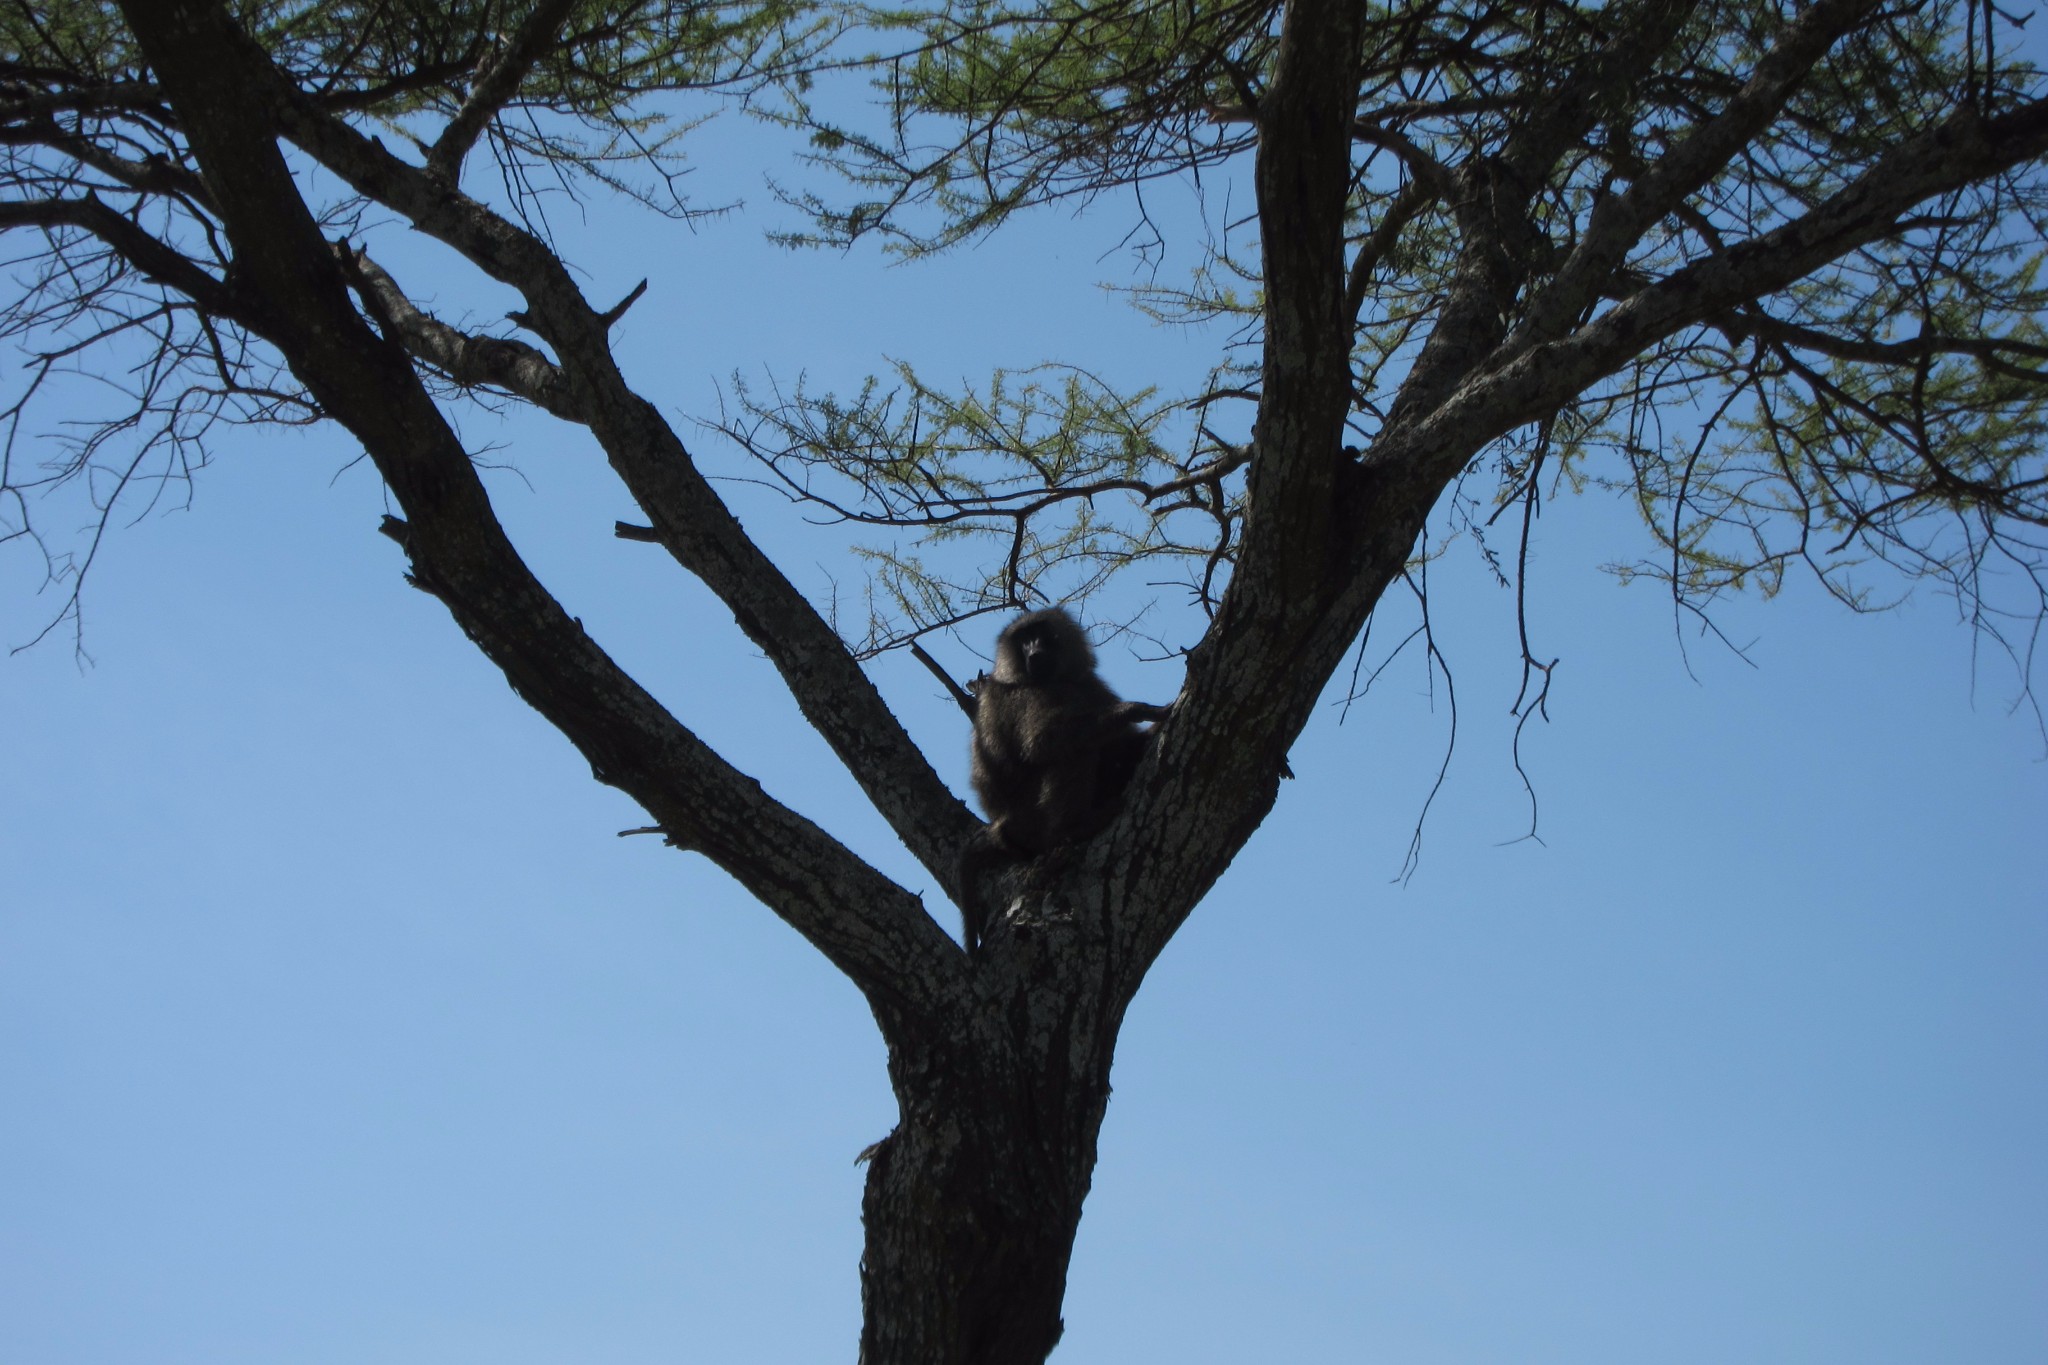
{"left": 959, "top": 608, "right": 1168, "bottom": 953}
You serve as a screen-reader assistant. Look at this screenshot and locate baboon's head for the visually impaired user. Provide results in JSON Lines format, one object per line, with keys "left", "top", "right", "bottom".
{"left": 993, "top": 608, "right": 1094, "bottom": 686}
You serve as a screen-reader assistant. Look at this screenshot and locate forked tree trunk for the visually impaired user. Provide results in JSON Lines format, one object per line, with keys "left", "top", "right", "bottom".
{"left": 107, "top": 9, "right": 1355, "bottom": 1365}
{"left": 857, "top": 882, "right": 1127, "bottom": 1365}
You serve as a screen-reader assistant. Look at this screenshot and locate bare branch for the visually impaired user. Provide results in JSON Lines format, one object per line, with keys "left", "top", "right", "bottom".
{"left": 0, "top": 196, "right": 237, "bottom": 316}
{"left": 336, "top": 243, "right": 582, "bottom": 416}
{"left": 426, "top": 0, "right": 582, "bottom": 185}
{"left": 912, "top": 638, "right": 978, "bottom": 717}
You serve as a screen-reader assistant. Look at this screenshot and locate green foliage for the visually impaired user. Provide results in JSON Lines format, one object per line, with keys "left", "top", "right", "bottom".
{"left": 4, "top": 1, "right": 834, "bottom": 102}
{"left": 3, "top": 1, "right": 839, "bottom": 217}
{"left": 0, "top": 3, "right": 134, "bottom": 75}
{"left": 759, "top": 0, "right": 2048, "bottom": 667}
{"left": 257, "top": 0, "right": 832, "bottom": 112}
{"left": 1613, "top": 243, "right": 2048, "bottom": 613}
{"left": 0, "top": 0, "right": 840, "bottom": 645}
{"left": 722, "top": 362, "right": 1244, "bottom": 646}
{"left": 5, "top": 0, "right": 2046, "bottom": 676}
{"left": 769, "top": 0, "right": 1276, "bottom": 251}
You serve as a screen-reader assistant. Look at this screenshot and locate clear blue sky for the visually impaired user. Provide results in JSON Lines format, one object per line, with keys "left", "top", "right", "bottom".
{"left": 2, "top": 104, "right": 2044, "bottom": 1365}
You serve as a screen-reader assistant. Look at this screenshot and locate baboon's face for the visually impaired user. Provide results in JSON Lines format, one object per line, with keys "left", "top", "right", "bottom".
{"left": 997, "top": 609, "right": 1092, "bottom": 685}
{"left": 1010, "top": 621, "right": 1059, "bottom": 682}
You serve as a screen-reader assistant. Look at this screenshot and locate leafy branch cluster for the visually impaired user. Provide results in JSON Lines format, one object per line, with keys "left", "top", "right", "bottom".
{"left": 721, "top": 361, "right": 1257, "bottom": 644}
{"left": 0, "top": 0, "right": 835, "bottom": 646}
{"left": 769, "top": 0, "right": 1277, "bottom": 250}
{"left": 741, "top": 0, "right": 2048, "bottom": 698}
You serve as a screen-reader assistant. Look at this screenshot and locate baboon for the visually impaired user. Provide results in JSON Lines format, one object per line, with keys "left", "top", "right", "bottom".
{"left": 959, "top": 607, "right": 1170, "bottom": 953}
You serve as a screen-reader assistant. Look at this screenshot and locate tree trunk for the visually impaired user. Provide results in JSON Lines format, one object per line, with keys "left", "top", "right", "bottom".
{"left": 856, "top": 1088, "right": 1100, "bottom": 1364}
{"left": 858, "top": 881, "right": 1124, "bottom": 1365}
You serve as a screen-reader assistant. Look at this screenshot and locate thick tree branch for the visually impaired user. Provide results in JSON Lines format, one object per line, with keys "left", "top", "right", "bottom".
{"left": 1231, "top": 0, "right": 1360, "bottom": 606}
{"left": 0, "top": 78, "right": 168, "bottom": 122}
{"left": 1495, "top": 0, "right": 1703, "bottom": 190}
{"left": 0, "top": 110, "right": 217, "bottom": 209}
{"left": 1112, "top": 0, "right": 1366, "bottom": 983}
{"left": 1469, "top": 97, "right": 2048, "bottom": 452}
{"left": 1714, "top": 308, "right": 2048, "bottom": 371}
{"left": 115, "top": 0, "right": 970, "bottom": 1027}
{"left": 169, "top": 14, "right": 984, "bottom": 896}
{"left": 0, "top": 195, "right": 237, "bottom": 314}
{"left": 1111, "top": 0, "right": 2048, "bottom": 987}
{"left": 1517, "top": 0, "right": 1886, "bottom": 346}
{"left": 1383, "top": 0, "right": 1700, "bottom": 436}
{"left": 338, "top": 245, "right": 583, "bottom": 417}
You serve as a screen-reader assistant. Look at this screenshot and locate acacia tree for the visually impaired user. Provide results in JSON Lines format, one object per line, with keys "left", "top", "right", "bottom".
{"left": 3, "top": 1, "right": 2045, "bottom": 1361}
